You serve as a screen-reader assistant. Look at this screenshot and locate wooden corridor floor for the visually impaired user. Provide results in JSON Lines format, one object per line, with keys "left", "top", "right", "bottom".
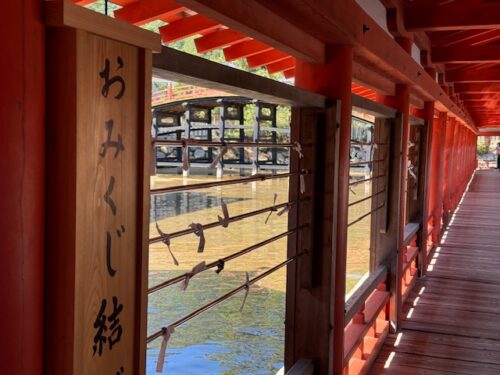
{"left": 372, "top": 170, "right": 500, "bottom": 374}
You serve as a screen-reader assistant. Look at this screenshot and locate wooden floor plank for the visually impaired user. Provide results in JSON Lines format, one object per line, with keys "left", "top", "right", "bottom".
{"left": 372, "top": 170, "right": 500, "bottom": 374}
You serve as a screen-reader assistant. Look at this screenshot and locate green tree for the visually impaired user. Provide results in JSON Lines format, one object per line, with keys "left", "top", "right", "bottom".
{"left": 477, "top": 140, "right": 490, "bottom": 156}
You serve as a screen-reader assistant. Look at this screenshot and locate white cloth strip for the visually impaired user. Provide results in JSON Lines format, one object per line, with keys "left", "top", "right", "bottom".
{"left": 189, "top": 222, "right": 206, "bottom": 253}
{"left": 294, "top": 142, "right": 304, "bottom": 159}
{"left": 239, "top": 272, "right": 250, "bottom": 312}
{"left": 156, "top": 326, "right": 175, "bottom": 373}
{"left": 155, "top": 222, "right": 179, "bottom": 266}
{"left": 217, "top": 200, "right": 230, "bottom": 228}
{"left": 300, "top": 174, "right": 306, "bottom": 194}
{"left": 265, "top": 193, "right": 278, "bottom": 224}
{"left": 209, "top": 144, "right": 229, "bottom": 169}
{"left": 277, "top": 203, "right": 291, "bottom": 217}
{"left": 180, "top": 261, "right": 208, "bottom": 291}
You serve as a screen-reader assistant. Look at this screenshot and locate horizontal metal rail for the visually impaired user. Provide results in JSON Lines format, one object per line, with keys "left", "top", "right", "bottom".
{"left": 147, "top": 252, "right": 305, "bottom": 343}
{"left": 148, "top": 226, "right": 307, "bottom": 294}
{"left": 151, "top": 200, "right": 302, "bottom": 244}
{"left": 153, "top": 138, "right": 297, "bottom": 149}
{"left": 348, "top": 189, "right": 386, "bottom": 208}
{"left": 347, "top": 203, "right": 385, "bottom": 227}
{"left": 151, "top": 171, "right": 301, "bottom": 195}
{"left": 349, "top": 159, "right": 385, "bottom": 167}
{"left": 350, "top": 140, "right": 387, "bottom": 147}
{"left": 344, "top": 265, "right": 388, "bottom": 325}
{"left": 348, "top": 174, "right": 386, "bottom": 187}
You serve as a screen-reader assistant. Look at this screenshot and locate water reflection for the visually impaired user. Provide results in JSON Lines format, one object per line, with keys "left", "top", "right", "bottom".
{"left": 147, "top": 271, "right": 285, "bottom": 375}
{"left": 150, "top": 192, "right": 248, "bottom": 222}
{"left": 148, "top": 176, "right": 289, "bottom": 375}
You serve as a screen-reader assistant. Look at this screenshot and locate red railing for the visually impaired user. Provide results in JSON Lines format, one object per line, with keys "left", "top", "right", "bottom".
{"left": 401, "top": 234, "right": 419, "bottom": 303}
{"left": 343, "top": 266, "right": 390, "bottom": 375}
{"left": 152, "top": 84, "right": 234, "bottom": 106}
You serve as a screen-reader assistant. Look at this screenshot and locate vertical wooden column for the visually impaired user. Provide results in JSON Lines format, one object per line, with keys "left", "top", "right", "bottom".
{"left": 392, "top": 83, "right": 410, "bottom": 330}
{"left": 443, "top": 118, "right": 458, "bottom": 223}
{"left": 293, "top": 45, "right": 353, "bottom": 375}
{"left": 44, "top": 3, "right": 160, "bottom": 375}
{"left": 433, "top": 112, "right": 447, "bottom": 243}
{"left": 418, "top": 101, "right": 435, "bottom": 275}
{"left": 0, "top": 0, "right": 45, "bottom": 373}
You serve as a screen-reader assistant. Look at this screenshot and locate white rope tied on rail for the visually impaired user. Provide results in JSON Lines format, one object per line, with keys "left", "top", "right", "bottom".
{"left": 265, "top": 194, "right": 279, "bottom": 224}
{"left": 217, "top": 200, "right": 230, "bottom": 228}
{"left": 156, "top": 325, "right": 175, "bottom": 373}
{"left": 189, "top": 222, "right": 206, "bottom": 253}
{"left": 277, "top": 203, "right": 291, "bottom": 217}
{"left": 155, "top": 222, "right": 179, "bottom": 266}
{"left": 209, "top": 143, "right": 229, "bottom": 169}
{"left": 300, "top": 170, "right": 307, "bottom": 194}
{"left": 349, "top": 186, "right": 357, "bottom": 195}
{"left": 180, "top": 261, "right": 207, "bottom": 291}
{"left": 182, "top": 140, "right": 190, "bottom": 171}
{"left": 294, "top": 142, "right": 304, "bottom": 159}
{"left": 408, "top": 161, "right": 417, "bottom": 180}
{"left": 239, "top": 272, "right": 251, "bottom": 312}
{"left": 408, "top": 140, "right": 415, "bottom": 149}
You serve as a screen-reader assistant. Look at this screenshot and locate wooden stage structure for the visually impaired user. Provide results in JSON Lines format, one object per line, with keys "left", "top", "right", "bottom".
{"left": 2, "top": 0, "right": 500, "bottom": 375}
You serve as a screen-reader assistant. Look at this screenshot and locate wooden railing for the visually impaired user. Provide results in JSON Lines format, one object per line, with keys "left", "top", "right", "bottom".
{"left": 343, "top": 265, "right": 390, "bottom": 374}
{"left": 401, "top": 223, "right": 420, "bottom": 304}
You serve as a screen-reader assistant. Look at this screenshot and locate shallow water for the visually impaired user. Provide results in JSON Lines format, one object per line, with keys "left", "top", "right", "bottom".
{"left": 147, "top": 172, "right": 371, "bottom": 374}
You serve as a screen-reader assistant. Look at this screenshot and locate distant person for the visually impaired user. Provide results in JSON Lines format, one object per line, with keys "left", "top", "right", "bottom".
{"left": 497, "top": 142, "right": 500, "bottom": 169}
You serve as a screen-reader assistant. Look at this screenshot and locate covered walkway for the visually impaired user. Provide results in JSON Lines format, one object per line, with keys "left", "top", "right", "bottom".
{"left": 374, "top": 170, "right": 500, "bottom": 374}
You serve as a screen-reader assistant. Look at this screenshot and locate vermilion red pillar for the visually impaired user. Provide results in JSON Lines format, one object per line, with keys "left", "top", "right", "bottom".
{"left": 393, "top": 83, "right": 410, "bottom": 329}
{"left": 434, "top": 112, "right": 447, "bottom": 241}
{"left": 442, "top": 117, "right": 456, "bottom": 224}
{"left": 0, "top": 0, "right": 45, "bottom": 373}
{"left": 296, "top": 45, "right": 353, "bottom": 375}
{"left": 420, "top": 101, "right": 435, "bottom": 274}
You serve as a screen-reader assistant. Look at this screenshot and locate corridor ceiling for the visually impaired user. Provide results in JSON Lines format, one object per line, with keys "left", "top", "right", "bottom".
{"left": 75, "top": 0, "right": 500, "bottom": 131}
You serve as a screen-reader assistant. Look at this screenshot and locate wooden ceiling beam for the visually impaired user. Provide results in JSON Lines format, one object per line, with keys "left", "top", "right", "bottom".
{"left": 152, "top": 46, "right": 326, "bottom": 107}
{"left": 114, "top": 0, "right": 185, "bottom": 26}
{"left": 454, "top": 82, "right": 500, "bottom": 94}
{"left": 446, "top": 69, "right": 500, "bottom": 83}
{"left": 405, "top": 3, "right": 500, "bottom": 32}
{"left": 223, "top": 40, "right": 273, "bottom": 61}
{"left": 194, "top": 29, "right": 249, "bottom": 53}
{"left": 460, "top": 93, "right": 500, "bottom": 101}
{"left": 159, "top": 14, "right": 219, "bottom": 43}
{"left": 283, "top": 68, "right": 295, "bottom": 79}
{"left": 247, "top": 50, "right": 289, "bottom": 68}
{"left": 266, "top": 57, "right": 295, "bottom": 74}
{"left": 174, "top": 0, "right": 325, "bottom": 63}
{"left": 433, "top": 45, "right": 500, "bottom": 64}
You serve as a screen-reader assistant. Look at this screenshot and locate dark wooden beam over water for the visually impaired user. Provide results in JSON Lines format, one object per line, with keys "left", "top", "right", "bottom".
{"left": 153, "top": 47, "right": 326, "bottom": 108}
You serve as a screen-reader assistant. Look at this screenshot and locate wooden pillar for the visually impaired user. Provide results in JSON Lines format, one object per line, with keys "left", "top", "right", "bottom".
{"left": 433, "top": 112, "right": 447, "bottom": 243}
{"left": 0, "top": 0, "right": 45, "bottom": 373}
{"left": 443, "top": 118, "right": 458, "bottom": 223}
{"left": 419, "top": 101, "right": 435, "bottom": 275}
{"left": 442, "top": 117, "right": 454, "bottom": 225}
{"left": 44, "top": 3, "right": 160, "bottom": 374}
{"left": 393, "top": 83, "right": 410, "bottom": 330}
{"left": 294, "top": 45, "right": 353, "bottom": 375}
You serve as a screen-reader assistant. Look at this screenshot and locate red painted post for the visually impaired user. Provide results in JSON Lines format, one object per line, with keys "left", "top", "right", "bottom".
{"left": 296, "top": 45, "right": 353, "bottom": 375}
{"left": 394, "top": 83, "right": 410, "bottom": 329}
{"left": 433, "top": 112, "right": 447, "bottom": 244}
{"left": 442, "top": 117, "right": 457, "bottom": 224}
{"left": 0, "top": 0, "right": 45, "bottom": 373}
{"left": 420, "top": 101, "right": 436, "bottom": 274}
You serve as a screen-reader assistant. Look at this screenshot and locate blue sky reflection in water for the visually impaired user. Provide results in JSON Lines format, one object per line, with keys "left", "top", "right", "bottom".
{"left": 147, "top": 177, "right": 289, "bottom": 375}
{"left": 147, "top": 271, "right": 285, "bottom": 375}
